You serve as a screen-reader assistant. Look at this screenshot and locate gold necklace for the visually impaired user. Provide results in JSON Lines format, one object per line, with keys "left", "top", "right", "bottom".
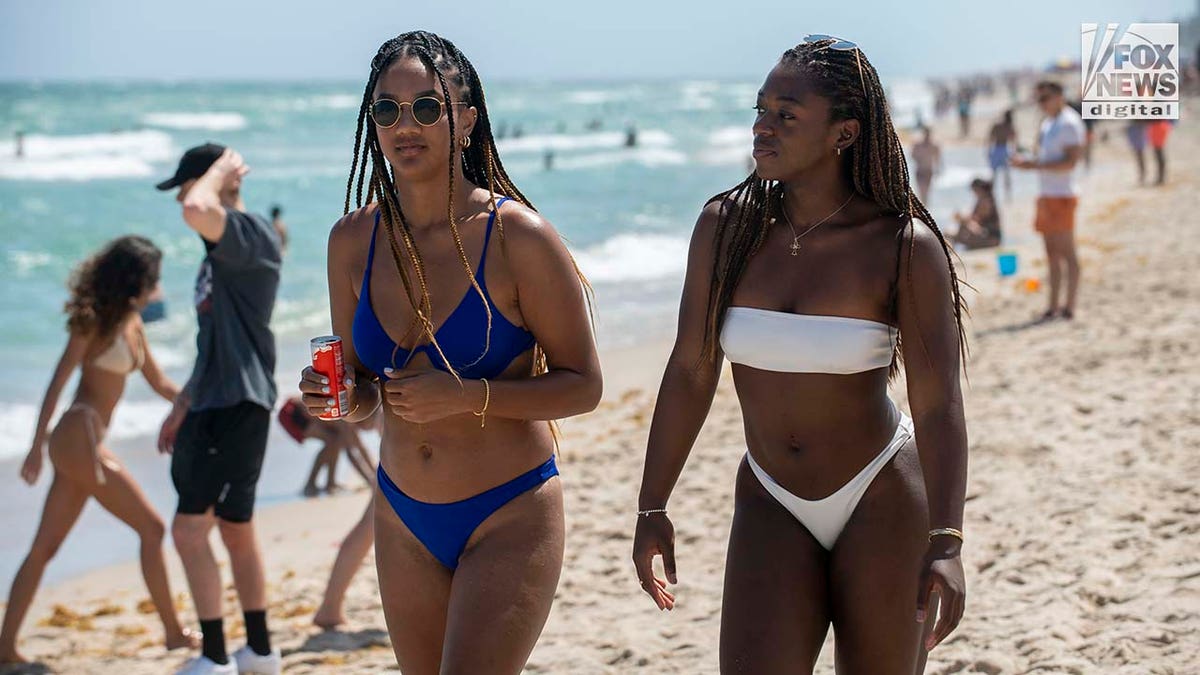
{"left": 774, "top": 194, "right": 855, "bottom": 256}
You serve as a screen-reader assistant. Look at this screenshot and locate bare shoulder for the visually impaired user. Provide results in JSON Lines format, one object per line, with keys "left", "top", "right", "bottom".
{"left": 899, "top": 216, "right": 952, "bottom": 267}
{"left": 328, "top": 204, "right": 379, "bottom": 258}
{"left": 67, "top": 325, "right": 95, "bottom": 345}
{"left": 890, "top": 215, "right": 956, "bottom": 297}
{"left": 131, "top": 314, "right": 148, "bottom": 342}
{"left": 495, "top": 199, "right": 558, "bottom": 240}
{"left": 859, "top": 210, "right": 940, "bottom": 249}
{"left": 494, "top": 200, "right": 567, "bottom": 260}
{"left": 63, "top": 325, "right": 96, "bottom": 359}
{"left": 694, "top": 188, "right": 750, "bottom": 253}
{"left": 697, "top": 197, "right": 726, "bottom": 232}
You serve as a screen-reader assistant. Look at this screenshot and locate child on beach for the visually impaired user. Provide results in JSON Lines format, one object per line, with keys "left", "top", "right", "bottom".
{"left": 280, "top": 402, "right": 380, "bottom": 630}
{"left": 312, "top": 499, "right": 375, "bottom": 631}
{"left": 277, "top": 396, "right": 375, "bottom": 497}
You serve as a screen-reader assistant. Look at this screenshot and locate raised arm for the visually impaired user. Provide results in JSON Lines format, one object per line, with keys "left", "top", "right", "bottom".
{"left": 22, "top": 330, "right": 91, "bottom": 484}
{"left": 896, "top": 221, "right": 969, "bottom": 649}
{"left": 632, "top": 201, "right": 725, "bottom": 609}
{"left": 180, "top": 149, "right": 246, "bottom": 243}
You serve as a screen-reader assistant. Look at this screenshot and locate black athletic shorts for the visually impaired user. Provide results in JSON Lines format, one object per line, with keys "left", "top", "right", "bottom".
{"left": 171, "top": 401, "right": 270, "bottom": 523}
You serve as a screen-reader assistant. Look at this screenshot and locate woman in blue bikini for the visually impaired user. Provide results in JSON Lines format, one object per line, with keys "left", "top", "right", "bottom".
{"left": 298, "top": 31, "right": 601, "bottom": 673}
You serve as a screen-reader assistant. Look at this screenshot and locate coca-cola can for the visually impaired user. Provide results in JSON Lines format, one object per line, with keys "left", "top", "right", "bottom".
{"left": 310, "top": 335, "right": 349, "bottom": 420}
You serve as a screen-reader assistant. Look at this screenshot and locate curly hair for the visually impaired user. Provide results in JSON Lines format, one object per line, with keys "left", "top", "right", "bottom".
{"left": 64, "top": 235, "right": 161, "bottom": 339}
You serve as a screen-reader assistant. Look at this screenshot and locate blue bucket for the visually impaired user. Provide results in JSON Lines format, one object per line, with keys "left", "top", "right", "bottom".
{"left": 997, "top": 251, "right": 1018, "bottom": 277}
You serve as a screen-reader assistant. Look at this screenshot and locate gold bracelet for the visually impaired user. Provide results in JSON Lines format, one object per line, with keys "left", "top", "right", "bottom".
{"left": 928, "top": 527, "right": 964, "bottom": 542}
{"left": 472, "top": 378, "right": 490, "bottom": 428}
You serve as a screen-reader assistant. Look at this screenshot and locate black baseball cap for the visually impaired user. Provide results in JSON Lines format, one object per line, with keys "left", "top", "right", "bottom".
{"left": 155, "top": 142, "right": 225, "bottom": 191}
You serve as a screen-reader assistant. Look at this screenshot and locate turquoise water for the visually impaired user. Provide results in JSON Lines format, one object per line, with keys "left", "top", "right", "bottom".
{"left": 0, "top": 78, "right": 1009, "bottom": 586}
{"left": 0, "top": 80, "right": 771, "bottom": 459}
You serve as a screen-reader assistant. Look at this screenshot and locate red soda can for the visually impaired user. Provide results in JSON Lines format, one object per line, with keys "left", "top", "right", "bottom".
{"left": 310, "top": 336, "right": 349, "bottom": 420}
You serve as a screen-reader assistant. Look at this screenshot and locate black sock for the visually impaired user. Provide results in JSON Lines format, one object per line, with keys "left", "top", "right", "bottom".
{"left": 199, "top": 618, "right": 227, "bottom": 665}
{"left": 244, "top": 609, "right": 271, "bottom": 656}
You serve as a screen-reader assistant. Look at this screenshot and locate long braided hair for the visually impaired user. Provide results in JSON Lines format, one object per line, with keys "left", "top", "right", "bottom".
{"left": 344, "top": 31, "right": 588, "bottom": 381}
{"left": 702, "top": 39, "right": 967, "bottom": 374}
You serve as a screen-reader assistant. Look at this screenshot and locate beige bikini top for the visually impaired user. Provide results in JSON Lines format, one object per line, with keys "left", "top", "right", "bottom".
{"left": 92, "top": 327, "right": 145, "bottom": 375}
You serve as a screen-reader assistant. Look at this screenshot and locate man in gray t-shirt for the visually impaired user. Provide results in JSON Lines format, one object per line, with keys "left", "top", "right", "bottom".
{"left": 155, "top": 143, "right": 282, "bottom": 675}
{"left": 187, "top": 208, "right": 279, "bottom": 411}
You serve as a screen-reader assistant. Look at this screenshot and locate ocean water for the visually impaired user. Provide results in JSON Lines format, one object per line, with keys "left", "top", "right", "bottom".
{"left": 0, "top": 78, "right": 1015, "bottom": 586}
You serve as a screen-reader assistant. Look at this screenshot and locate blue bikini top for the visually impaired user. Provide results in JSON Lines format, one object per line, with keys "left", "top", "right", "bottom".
{"left": 352, "top": 198, "right": 536, "bottom": 381}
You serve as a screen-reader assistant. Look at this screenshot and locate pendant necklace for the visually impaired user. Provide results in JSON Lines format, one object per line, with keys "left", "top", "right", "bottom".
{"left": 772, "top": 194, "right": 855, "bottom": 256}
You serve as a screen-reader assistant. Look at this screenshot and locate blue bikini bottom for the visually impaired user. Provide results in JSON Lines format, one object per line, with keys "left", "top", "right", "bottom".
{"left": 377, "top": 455, "right": 558, "bottom": 569}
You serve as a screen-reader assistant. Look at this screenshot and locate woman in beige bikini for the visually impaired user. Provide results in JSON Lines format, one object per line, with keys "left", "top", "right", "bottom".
{"left": 0, "top": 236, "right": 196, "bottom": 665}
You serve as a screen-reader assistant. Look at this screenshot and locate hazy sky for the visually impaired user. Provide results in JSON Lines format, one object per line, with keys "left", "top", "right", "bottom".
{"left": 0, "top": 0, "right": 1194, "bottom": 82}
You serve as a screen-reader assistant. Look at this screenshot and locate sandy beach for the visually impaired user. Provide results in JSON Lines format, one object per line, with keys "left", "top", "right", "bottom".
{"left": 3, "top": 97, "right": 1197, "bottom": 674}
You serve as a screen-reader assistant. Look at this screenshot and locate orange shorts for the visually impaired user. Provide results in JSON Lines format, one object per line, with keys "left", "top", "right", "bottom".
{"left": 1034, "top": 196, "right": 1077, "bottom": 234}
{"left": 1147, "top": 120, "right": 1172, "bottom": 149}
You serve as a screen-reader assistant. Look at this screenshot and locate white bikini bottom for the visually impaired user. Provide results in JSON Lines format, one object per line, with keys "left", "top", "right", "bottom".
{"left": 745, "top": 412, "right": 914, "bottom": 550}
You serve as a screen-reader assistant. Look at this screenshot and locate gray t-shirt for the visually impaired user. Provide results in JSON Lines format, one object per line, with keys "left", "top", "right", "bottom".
{"left": 185, "top": 209, "right": 281, "bottom": 412}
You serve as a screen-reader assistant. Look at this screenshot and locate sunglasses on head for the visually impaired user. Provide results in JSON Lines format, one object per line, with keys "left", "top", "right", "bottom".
{"left": 369, "top": 96, "right": 469, "bottom": 128}
{"left": 803, "top": 33, "right": 867, "bottom": 96}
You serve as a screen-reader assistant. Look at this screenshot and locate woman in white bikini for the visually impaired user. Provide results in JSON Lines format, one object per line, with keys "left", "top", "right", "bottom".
{"left": 0, "top": 236, "right": 196, "bottom": 665}
{"left": 633, "top": 37, "right": 969, "bottom": 673}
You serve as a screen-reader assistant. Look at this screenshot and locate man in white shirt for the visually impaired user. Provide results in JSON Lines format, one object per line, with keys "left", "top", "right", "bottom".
{"left": 1012, "top": 81, "right": 1085, "bottom": 320}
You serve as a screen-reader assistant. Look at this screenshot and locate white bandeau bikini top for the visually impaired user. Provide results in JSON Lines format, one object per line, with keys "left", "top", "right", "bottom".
{"left": 719, "top": 306, "right": 897, "bottom": 374}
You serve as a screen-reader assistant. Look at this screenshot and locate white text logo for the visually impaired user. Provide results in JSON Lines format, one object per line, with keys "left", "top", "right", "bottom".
{"left": 1081, "top": 23, "right": 1179, "bottom": 119}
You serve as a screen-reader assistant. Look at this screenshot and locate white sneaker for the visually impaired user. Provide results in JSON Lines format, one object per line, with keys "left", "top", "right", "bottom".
{"left": 175, "top": 655, "right": 237, "bottom": 675}
{"left": 233, "top": 645, "right": 283, "bottom": 675}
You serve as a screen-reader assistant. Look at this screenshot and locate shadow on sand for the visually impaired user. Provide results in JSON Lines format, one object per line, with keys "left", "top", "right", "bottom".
{"left": 974, "top": 314, "right": 1064, "bottom": 337}
{"left": 0, "top": 662, "right": 52, "bottom": 675}
{"left": 284, "top": 626, "right": 391, "bottom": 662}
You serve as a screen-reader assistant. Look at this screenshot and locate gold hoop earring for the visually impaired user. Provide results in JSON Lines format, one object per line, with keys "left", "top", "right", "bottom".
{"left": 461, "top": 136, "right": 471, "bottom": 149}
